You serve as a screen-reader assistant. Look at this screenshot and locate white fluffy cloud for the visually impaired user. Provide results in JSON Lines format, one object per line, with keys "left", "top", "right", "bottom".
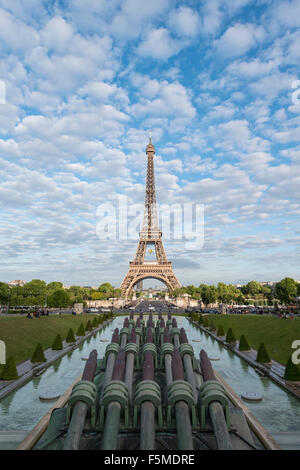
{"left": 168, "top": 6, "right": 200, "bottom": 37}
{"left": 214, "top": 23, "right": 265, "bottom": 58}
{"left": 137, "top": 28, "right": 183, "bottom": 60}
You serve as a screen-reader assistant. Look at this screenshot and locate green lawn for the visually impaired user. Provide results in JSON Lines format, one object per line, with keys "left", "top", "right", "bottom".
{"left": 0, "top": 314, "right": 99, "bottom": 371}
{"left": 204, "top": 314, "right": 300, "bottom": 366}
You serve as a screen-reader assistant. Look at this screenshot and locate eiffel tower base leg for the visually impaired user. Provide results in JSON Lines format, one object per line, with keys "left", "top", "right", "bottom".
{"left": 121, "top": 263, "right": 181, "bottom": 299}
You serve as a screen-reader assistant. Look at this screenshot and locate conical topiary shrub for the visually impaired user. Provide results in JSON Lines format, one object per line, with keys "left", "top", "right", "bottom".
{"left": 226, "top": 328, "right": 236, "bottom": 344}
{"left": 284, "top": 356, "right": 300, "bottom": 382}
{"left": 66, "top": 328, "right": 76, "bottom": 343}
{"left": 52, "top": 334, "right": 63, "bottom": 350}
{"left": 0, "top": 357, "right": 18, "bottom": 380}
{"left": 77, "top": 323, "right": 85, "bottom": 336}
{"left": 256, "top": 342, "right": 271, "bottom": 363}
{"left": 239, "top": 334, "right": 251, "bottom": 351}
{"left": 217, "top": 324, "right": 225, "bottom": 336}
{"left": 209, "top": 321, "right": 216, "bottom": 332}
{"left": 85, "top": 320, "right": 93, "bottom": 331}
{"left": 31, "top": 343, "right": 46, "bottom": 363}
{"left": 198, "top": 315, "right": 203, "bottom": 325}
{"left": 203, "top": 317, "right": 210, "bottom": 327}
{"left": 92, "top": 317, "right": 98, "bottom": 328}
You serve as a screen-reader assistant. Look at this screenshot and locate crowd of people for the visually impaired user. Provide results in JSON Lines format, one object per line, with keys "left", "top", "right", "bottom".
{"left": 26, "top": 308, "right": 49, "bottom": 319}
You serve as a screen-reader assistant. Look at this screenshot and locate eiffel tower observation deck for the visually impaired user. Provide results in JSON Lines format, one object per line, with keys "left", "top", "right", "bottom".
{"left": 120, "top": 138, "right": 181, "bottom": 299}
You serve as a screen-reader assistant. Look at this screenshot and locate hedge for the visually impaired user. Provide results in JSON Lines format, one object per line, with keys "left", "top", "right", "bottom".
{"left": 239, "top": 334, "right": 251, "bottom": 351}
{"left": 0, "top": 357, "right": 18, "bottom": 380}
{"left": 52, "top": 334, "right": 63, "bottom": 350}
{"left": 256, "top": 342, "right": 271, "bottom": 363}
{"left": 66, "top": 328, "right": 76, "bottom": 343}
{"left": 76, "top": 323, "right": 85, "bottom": 336}
{"left": 226, "top": 328, "right": 236, "bottom": 343}
{"left": 284, "top": 355, "right": 300, "bottom": 381}
{"left": 31, "top": 343, "right": 46, "bottom": 362}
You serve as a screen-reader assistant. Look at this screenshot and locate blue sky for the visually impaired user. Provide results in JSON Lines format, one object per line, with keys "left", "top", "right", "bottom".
{"left": 0, "top": 0, "right": 300, "bottom": 287}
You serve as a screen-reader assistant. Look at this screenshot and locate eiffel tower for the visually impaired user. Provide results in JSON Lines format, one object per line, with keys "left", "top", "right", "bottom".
{"left": 120, "top": 137, "right": 181, "bottom": 299}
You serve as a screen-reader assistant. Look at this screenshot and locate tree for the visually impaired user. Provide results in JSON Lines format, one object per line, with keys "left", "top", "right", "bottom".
{"left": 201, "top": 285, "right": 218, "bottom": 305}
{"left": 284, "top": 356, "right": 300, "bottom": 381}
{"left": 113, "top": 288, "right": 122, "bottom": 298}
{"left": 275, "top": 278, "right": 298, "bottom": 304}
{"left": 239, "top": 334, "right": 251, "bottom": 351}
{"left": 52, "top": 334, "right": 63, "bottom": 350}
{"left": 0, "top": 357, "right": 18, "bottom": 380}
{"left": 91, "top": 292, "right": 104, "bottom": 300}
{"left": 98, "top": 282, "right": 114, "bottom": 293}
{"left": 217, "top": 324, "right": 225, "bottom": 336}
{"left": 241, "top": 281, "right": 261, "bottom": 297}
{"left": 77, "top": 323, "right": 85, "bottom": 336}
{"left": 256, "top": 342, "right": 271, "bottom": 363}
{"left": 47, "top": 289, "right": 71, "bottom": 308}
{"left": 47, "top": 282, "right": 63, "bottom": 293}
{"left": 0, "top": 282, "right": 10, "bottom": 305}
{"left": 66, "top": 328, "right": 76, "bottom": 343}
{"left": 226, "top": 328, "right": 236, "bottom": 344}
{"left": 31, "top": 344, "right": 46, "bottom": 363}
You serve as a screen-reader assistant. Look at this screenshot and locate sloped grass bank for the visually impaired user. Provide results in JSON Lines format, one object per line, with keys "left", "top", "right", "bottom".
{"left": 204, "top": 314, "right": 300, "bottom": 365}
{"left": 0, "top": 315, "right": 100, "bottom": 372}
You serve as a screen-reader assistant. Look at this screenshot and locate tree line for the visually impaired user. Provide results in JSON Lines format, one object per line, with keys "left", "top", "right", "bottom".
{"left": 0, "top": 277, "right": 299, "bottom": 308}
{"left": 171, "top": 278, "right": 300, "bottom": 306}
{"left": 0, "top": 280, "right": 122, "bottom": 309}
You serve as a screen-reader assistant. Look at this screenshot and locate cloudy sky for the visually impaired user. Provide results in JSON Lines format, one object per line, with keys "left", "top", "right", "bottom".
{"left": 0, "top": 0, "right": 300, "bottom": 288}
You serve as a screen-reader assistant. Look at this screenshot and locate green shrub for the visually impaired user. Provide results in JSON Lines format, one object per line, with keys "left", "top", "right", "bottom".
{"left": 52, "top": 334, "right": 63, "bottom": 350}
{"left": 85, "top": 320, "right": 93, "bottom": 331}
{"left": 66, "top": 328, "right": 76, "bottom": 343}
{"left": 0, "top": 357, "right": 18, "bottom": 380}
{"left": 31, "top": 343, "right": 46, "bottom": 363}
{"left": 256, "top": 342, "right": 271, "bottom": 363}
{"left": 209, "top": 321, "right": 216, "bottom": 332}
{"left": 92, "top": 317, "right": 98, "bottom": 328}
{"left": 284, "top": 356, "right": 300, "bottom": 381}
{"left": 217, "top": 324, "right": 225, "bottom": 336}
{"left": 198, "top": 314, "right": 203, "bottom": 325}
{"left": 77, "top": 323, "right": 85, "bottom": 336}
{"left": 226, "top": 328, "right": 236, "bottom": 343}
{"left": 239, "top": 334, "right": 251, "bottom": 351}
{"left": 203, "top": 317, "right": 210, "bottom": 327}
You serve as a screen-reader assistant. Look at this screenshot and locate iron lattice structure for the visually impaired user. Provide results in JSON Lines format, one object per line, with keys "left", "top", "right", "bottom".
{"left": 120, "top": 139, "right": 181, "bottom": 298}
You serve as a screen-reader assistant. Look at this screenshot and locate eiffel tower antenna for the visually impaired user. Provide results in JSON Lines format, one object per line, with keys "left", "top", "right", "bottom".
{"left": 120, "top": 139, "right": 181, "bottom": 299}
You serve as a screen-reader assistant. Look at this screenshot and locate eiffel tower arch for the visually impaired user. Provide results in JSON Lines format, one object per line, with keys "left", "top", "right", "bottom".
{"left": 120, "top": 138, "right": 181, "bottom": 299}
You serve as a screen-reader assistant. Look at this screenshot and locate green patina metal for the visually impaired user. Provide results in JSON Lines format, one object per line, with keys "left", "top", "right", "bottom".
{"left": 104, "top": 343, "right": 120, "bottom": 366}
{"left": 179, "top": 343, "right": 194, "bottom": 358}
{"left": 167, "top": 380, "right": 197, "bottom": 428}
{"left": 125, "top": 342, "right": 139, "bottom": 367}
{"left": 142, "top": 343, "right": 158, "bottom": 368}
{"left": 120, "top": 327, "right": 129, "bottom": 338}
{"left": 160, "top": 342, "right": 174, "bottom": 367}
{"left": 198, "top": 380, "right": 231, "bottom": 429}
{"left": 32, "top": 315, "right": 269, "bottom": 451}
{"left": 99, "top": 380, "right": 129, "bottom": 428}
{"left": 66, "top": 380, "right": 98, "bottom": 427}
{"left": 133, "top": 380, "right": 163, "bottom": 427}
